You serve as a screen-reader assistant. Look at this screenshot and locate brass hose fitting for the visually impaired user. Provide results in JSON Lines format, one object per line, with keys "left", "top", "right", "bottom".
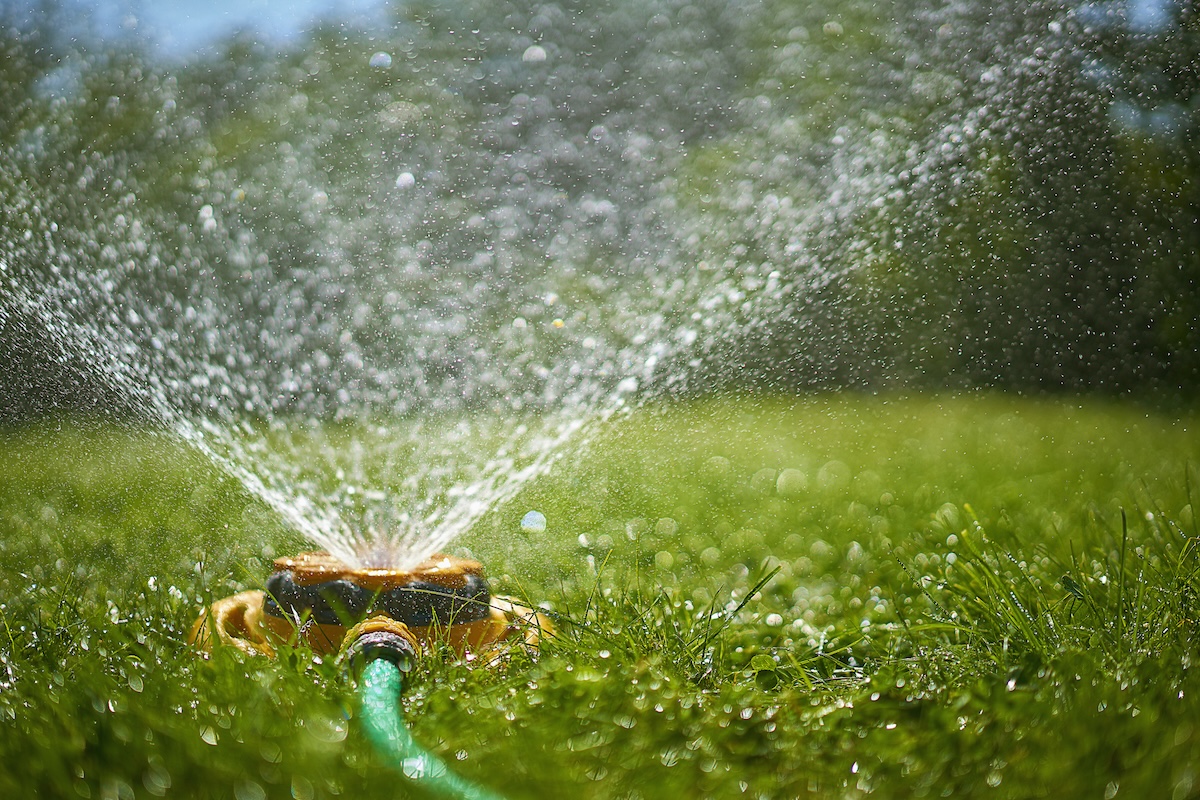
{"left": 339, "top": 615, "right": 420, "bottom": 678}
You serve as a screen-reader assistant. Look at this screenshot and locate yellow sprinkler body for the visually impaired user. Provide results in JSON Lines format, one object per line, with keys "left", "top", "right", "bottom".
{"left": 190, "top": 551, "right": 551, "bottom": 660}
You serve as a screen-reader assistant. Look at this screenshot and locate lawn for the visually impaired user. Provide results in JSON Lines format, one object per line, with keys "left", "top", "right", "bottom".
{"left": 1, "top": 394, "right": 1198, "bottom": 799}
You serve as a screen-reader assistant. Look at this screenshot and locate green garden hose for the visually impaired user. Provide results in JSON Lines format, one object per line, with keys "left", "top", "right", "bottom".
{"left": 358, "top": 656, "right": 507, "bottom": 800}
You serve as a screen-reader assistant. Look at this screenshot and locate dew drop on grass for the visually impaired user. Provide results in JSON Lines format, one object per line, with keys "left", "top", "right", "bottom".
{"left": 199, "top": 726, "right": 218, "bottom": 745}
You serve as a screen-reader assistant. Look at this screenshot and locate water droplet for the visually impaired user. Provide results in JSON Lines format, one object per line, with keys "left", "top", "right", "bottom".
{"left": 143, "top": 761, "right": 171, "bottom": 795}
{"left": 520, "top": 510, "right": 547, "bottom": 533}
{"left": 750, "top": 655, "right": 776, "bottom": 671}
{"left": 704, "top": 456, "right": 732, "bottom": 479}
{"left": 522, "top": 45, "right": 547, "bottom": 63}
{"left": 234, "top": 778, "right": 266, "bottom": 800}
{"left": 369, "top": 52, "right": 392, "bottom": 69}
{"left": 776, "top": 468, "right": 807, "bottom": 497}
{"left": 291, "top": 776, "right": 315, "bottom": 800}
{"left": 395, "top": 172, "right": 416, "bottom": 189}
{"left": 817, "top": 461, "right": 851, "bottom": 491}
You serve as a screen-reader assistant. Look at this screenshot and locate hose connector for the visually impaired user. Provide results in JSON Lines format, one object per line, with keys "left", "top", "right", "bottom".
{"left": 340, "top": 615, "right": 420, "bottom": 679}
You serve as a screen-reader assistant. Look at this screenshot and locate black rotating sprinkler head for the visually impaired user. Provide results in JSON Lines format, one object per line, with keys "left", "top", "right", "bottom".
{"left": 190, "top": 551, "right": 553, "bottom": 659}
{"left": 262, "top": 551, "right": 493, "bottom": 630}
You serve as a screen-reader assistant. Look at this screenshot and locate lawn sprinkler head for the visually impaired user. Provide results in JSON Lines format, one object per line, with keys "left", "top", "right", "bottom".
{"left": 190, "top": 551, "right": 550, "bottom": 660}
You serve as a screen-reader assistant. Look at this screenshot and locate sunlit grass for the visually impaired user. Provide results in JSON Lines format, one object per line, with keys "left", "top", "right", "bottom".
{"left": 1, "top": 394, "right": 1198, "bottom": 798}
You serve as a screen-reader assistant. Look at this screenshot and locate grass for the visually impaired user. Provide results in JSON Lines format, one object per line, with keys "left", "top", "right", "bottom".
{"left": 1, "top": 394, "right": 1198, "bottom": 799}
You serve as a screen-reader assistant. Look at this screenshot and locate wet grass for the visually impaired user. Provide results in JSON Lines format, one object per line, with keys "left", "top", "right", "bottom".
{"left": 1, "top": 394, "right": 1198, "bottom": 799}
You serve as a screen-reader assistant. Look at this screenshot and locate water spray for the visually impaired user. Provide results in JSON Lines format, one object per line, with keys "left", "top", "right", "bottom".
{"left": 191, "top": 552, "right": 550, "bottom": 799}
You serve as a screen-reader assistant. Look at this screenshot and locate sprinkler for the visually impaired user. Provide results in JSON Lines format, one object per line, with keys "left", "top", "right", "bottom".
{"left": 190, "top": 552, "right": 550, "bottom": 800}
{"left": 190, "top": 550, "right": 549, "bottom": 658}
